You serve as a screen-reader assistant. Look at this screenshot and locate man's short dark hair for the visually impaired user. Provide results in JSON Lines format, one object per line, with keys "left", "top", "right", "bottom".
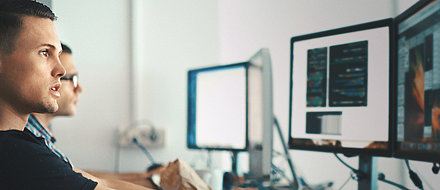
{"left": 61, "top": 43, "right": 72, "bottom": 54}
{"left": 0, "top": 0, "right": 56, "bottom": 54}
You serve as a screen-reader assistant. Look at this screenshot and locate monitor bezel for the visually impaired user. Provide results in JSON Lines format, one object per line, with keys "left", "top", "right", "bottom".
{"left": 187, "top": 62, "right": 249, "bottom": 152}
{"left": 393, "top": 0, "right": 440, "bottom": 163}
{"left": 288, "top": 18, "right": 395, "bottom": 156}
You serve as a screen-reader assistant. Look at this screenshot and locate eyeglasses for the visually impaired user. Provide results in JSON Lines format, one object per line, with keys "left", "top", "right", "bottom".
{"left": 60, "top": 75, "right": 78, "bottom": 89}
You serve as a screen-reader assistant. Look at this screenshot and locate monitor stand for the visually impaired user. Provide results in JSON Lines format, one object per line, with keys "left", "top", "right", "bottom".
{"left": 231, "top": 150, "right": 239, "bottom": 175}
{"left": 222, "top": 151, "right": 241, "bottom": 190}
{"left": 358, "top": 155, "right": 378, "bottom": 190}
{"left": 206, "top": 149, "right": 239, "bottom": 174}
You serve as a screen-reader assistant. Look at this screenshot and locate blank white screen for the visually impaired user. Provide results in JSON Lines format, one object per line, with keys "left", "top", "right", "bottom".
{"left": 195, "top": 67, "right": 246, "bottom": 149}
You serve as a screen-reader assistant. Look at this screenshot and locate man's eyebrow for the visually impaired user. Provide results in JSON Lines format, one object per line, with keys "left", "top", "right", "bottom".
{"left": 39, "top": 43, "right": 57, "bottom": 49}
{"left": 39, "top": 43, "right": 62, "bottom": 55}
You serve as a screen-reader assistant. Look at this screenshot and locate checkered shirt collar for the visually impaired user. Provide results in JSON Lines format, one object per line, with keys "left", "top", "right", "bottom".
{"left": 25, "top": 114, "right": 56, "bottom": 143}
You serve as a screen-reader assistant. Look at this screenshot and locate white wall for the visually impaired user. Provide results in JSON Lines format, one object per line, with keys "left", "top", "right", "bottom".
{"left": 126, "top": 0, "right": 222, "bottom": 172}
{"left": 51, "top": 0, "right": 132, "bottom": 171}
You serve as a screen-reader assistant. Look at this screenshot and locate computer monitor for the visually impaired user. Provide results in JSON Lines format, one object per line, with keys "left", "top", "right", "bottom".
{"left": 395, "top": 0, "right": 440, "bottom": 163}
{"left": 187, "top": 49, "right": 274, "bottom": 182}
{"left": 187, "top": 63, "right": 248, "bottom": 151}
{"left": 288, "top": 19, "right": 393, "bottom": 156}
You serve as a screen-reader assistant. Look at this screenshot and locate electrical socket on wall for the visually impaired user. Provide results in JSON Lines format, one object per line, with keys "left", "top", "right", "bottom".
{"left": 118, "top": 127, "right": 165, "bottom": 148}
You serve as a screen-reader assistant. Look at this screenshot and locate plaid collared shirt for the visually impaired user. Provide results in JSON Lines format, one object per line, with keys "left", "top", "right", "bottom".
{"left": 25, "top": 114, "right": 72, "bottom": 165}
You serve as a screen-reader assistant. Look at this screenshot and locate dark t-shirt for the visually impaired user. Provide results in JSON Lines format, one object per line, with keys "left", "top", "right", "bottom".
{"left": 0, "top": 128, "right": 97, "bottom": 190}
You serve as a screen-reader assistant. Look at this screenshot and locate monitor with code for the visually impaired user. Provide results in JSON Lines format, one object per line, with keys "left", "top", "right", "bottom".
{"left": 288, "top": 19, "right": 393, "bottom": 156}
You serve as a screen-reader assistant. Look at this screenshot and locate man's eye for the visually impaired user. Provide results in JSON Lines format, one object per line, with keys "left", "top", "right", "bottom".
{"left": 39, "top": 49, "right": 49, "bottom": 57}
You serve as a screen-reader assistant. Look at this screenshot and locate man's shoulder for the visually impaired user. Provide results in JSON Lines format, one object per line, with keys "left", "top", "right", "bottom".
{"left": 0, "top": 129, "right": 48, "bottom": 163}
{"left": 0, "top": 128, "right": 35, "bottom": 141}
{"left": 0, "top": 129, "right": 98, "bottom": 190}
{"left": 0, "top": 129, "right": 42, "bottom": 148}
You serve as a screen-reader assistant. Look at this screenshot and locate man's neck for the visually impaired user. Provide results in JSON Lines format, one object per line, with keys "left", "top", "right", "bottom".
{"left": 32, "top": 113, "right": 55, "bottom": 131}
{"left": 0, "top": 101, "right": 28, "bottom": 131}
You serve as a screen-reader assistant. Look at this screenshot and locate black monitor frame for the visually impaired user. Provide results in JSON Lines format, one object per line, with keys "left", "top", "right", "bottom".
{"left": 288, "top": 18, "right": 395, "bottom": 156}
{"left": 187, "top": 62, "right": 249, "bottom": 152}
{"left": 393, "top": 0, "right": 440, "bottom": 163}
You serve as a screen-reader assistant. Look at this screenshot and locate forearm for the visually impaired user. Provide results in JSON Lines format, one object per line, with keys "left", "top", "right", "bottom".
{"left": 85, "top": 170, "right": 157, "bottom": 188}
{"left": 73, "top": 168, "right": 153, "bottom": 190}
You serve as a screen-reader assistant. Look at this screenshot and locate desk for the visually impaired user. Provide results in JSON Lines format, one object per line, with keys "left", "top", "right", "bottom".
{"left": 87, "top": 168, "right": 164, "bottom": 189}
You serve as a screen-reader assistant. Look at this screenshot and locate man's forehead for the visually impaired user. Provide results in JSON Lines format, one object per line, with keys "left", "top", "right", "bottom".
{"left": 20, "top": 16, "right": 61, "bottom": 51}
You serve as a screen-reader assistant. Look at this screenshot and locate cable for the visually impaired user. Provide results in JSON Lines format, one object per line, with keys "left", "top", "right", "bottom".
{"left": 432, "top": 162, "right": 439, "bottom": 174}
{"left": 132, "top": 137, "right": 156, "bottom": 164}
{"left": 271, "top": 163, "right": 292, "bottom": 184}
{"left": 132, "top": 137, "right": 164, "bottom": 173}
{"left": 274, "top": 117, "right": 299, "bottom": 189}
{"left": 338, "top": 172, "right": 354, "bottom": 190}
{"left": 404, "top": 159, "right": 423, "bottom": 190}
{"left": 334, "top": 153, "right": 374, "bottom": 186}
{"left": 334, "top": 153, "right": 359, "bottom": 174}
{"left": 412, "top": 162, "right": 434, "bottom": 190}
{"left": 335, "top": 154, "right": 412, "bottom": 189}
{"left": 377, "top": 173, "right": 409, "bottom": 190}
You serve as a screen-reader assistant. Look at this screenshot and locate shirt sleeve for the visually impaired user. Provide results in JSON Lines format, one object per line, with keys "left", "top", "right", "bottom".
{"left": 0, "top": 132, "right": 98, "bottom": 190}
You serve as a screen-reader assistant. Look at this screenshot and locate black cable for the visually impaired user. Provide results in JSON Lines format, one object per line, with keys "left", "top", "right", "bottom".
{"left": 333, "top": 153, "right": 364, "bottom": 190}
{"left": 377, "top": 173, "right": 409, "bottom": 190}
{"left": 432, "top": 162, "right": 439, "bottom": 174}
{"left": 334, "top": 153, "right": 359, "bottom": 174}
{"left": 404, "top": 159, "right": 423, "bottom": 190}
{"left": 333, "top": 153, "right": 371, "bottom": 182}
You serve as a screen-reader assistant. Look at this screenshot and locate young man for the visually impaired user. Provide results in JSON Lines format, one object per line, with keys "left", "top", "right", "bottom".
{"left": 0, "top": 1, "right": 151, "bottom": 189}
{"left": 26, "top": 43, "right": 82, "bottom": 166}
{"left": 24, "top": 42, "right": 88, "bottom": 174}
{"left": 26, "top": 43, "right": 161, "bottom": 188}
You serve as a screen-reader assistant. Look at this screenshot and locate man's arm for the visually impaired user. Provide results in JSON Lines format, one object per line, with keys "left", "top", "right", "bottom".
{"left": 85, "top": 171, "right": 157, "bottom": 188}
{"left": 85, "top": 165, "right": 165, "bottom": 186}
{"left": 73, "top": 167, "right": 154, "bottom": 190}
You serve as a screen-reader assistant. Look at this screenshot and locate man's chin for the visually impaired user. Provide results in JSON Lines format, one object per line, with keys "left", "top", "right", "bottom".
{"left": 34, "top": 103, "right": 59, "bottom": 114}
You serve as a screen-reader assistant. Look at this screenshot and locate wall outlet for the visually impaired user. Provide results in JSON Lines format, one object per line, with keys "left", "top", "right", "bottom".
{"left": 118, "top": 127, "right": 165, "bottom": 148}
